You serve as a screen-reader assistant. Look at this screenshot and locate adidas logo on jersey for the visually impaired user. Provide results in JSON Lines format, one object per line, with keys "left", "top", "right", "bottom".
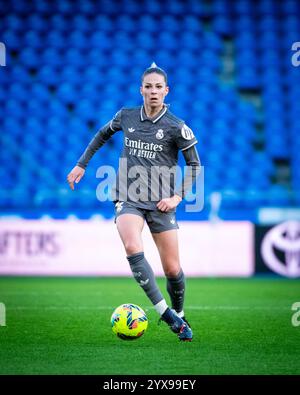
{"left": 128, "top": 127, "right": 135, "bottom": 133}
{"left": 115, "top": 201, "right": 124, "bottom": 213}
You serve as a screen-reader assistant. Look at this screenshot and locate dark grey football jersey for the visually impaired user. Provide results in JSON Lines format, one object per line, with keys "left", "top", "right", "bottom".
{"left": 77, "top": 104, "right": 198, "bottom": 210}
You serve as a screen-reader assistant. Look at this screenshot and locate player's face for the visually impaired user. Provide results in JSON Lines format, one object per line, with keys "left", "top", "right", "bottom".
{"left": 140, "top": 73, "right": 169, "bottom": 109}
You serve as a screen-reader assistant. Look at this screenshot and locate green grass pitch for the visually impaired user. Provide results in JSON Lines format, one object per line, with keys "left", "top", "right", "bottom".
{"left": 0, "top": 276, "right": 299, "bottom": 375}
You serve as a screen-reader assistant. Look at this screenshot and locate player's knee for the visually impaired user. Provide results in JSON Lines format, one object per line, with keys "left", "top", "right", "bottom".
{"left": 124, "top": 241, "right": 143, "bottom": 256}
{"left": 164, "top": 265, "right": 181, "bottom": 278}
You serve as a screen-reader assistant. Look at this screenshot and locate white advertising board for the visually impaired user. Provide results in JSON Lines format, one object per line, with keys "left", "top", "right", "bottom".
{"left": 0, "top": 219, "right": 254, "bottom": 277}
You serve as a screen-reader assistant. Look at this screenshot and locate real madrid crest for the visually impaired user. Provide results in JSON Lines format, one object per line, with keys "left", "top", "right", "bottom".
{"left": 156, "top": 129, "right": 164, "bottom": 140}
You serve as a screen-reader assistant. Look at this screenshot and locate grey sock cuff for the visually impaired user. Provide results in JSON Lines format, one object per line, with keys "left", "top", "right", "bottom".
{"left": 127, "top": 252, "right": 144, "bottom": 265}
{"left": 127, "top": 251, "right": 164, "bottom": 306}
{"left": 167, "top": 269, "right": 184, "bottom": 283}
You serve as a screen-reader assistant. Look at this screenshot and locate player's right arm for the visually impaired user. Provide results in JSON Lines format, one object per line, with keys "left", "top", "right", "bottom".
{"left": 67, "top": 110, "right": 122, "bottom": 190}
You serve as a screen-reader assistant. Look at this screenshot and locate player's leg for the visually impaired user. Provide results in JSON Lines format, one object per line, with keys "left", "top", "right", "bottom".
{"left": 115, "top": 207, "right": 192, "bottom": 341}
{"left": 116, "top": 211, "right": 167, "bottom": 314}
{"left": 145, "top": 211, "right": 192, "bottom": 341}
{"left": 151, "top": 229, "right": 186, "bottom": 320}
{"left": 116, "top": 212, "right": 144, "bottom": 255}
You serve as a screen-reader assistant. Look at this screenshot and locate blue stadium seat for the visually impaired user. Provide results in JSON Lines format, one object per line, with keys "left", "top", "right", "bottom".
{"left": 181, "top": 15, "right": 202, "bottom": 32}
{"left": 49, "top": 14, "right": 69, "bottom": 32}
{"left": 23, "top": 30, "right": 44, "bottom": 48}
{"left": 160, "top": 15, "right": 180, "bottom": 32}
{"left": 213, "top": 15, "right": 232, "bottom": 36}
{"left": 72, "top": 15, "right": 90, "bottom": 32}
{"left": 4, "top": 98, "right": 24, "bottom": 122}
{"left": 281, "top": 0, "right": 300, "bottom": 15}
{"left": 234, "top": 0, "right": 255, "bottom": 15}
{"left": 4, "top": 14, "right": 22, "bottom": 31}
{"left": 138, "top": 15, "right": 157, "bottom": 32}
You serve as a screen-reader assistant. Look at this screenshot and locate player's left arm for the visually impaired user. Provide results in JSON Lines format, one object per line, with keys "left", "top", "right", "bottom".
{"left": 175, "top": 144, "right": 201, "bottom": 200}
{"left": 157, "top": 123, "right": 201, "bottom": 212}
{"left": 157, "top": 145, "right": 201, "bottom": 212}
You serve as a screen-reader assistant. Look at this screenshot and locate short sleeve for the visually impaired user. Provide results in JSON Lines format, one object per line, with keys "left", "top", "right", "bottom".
{"left": 109, "top": 109, "right": 123, "bottom": 132}
{"left": 175, "top": 123, "right": 198, "bottom": 151}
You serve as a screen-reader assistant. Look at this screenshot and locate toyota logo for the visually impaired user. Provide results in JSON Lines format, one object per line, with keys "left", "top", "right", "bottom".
{"left": 261, "top": 221, "right": 300, "bottom": 278}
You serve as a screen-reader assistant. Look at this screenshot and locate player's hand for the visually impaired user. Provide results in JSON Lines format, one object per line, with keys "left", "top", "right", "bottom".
{"left": 157, "top": 195, "right": 182, "bottom": 212}
{"left": 67, "top": 165, "right": 85, "bottom": 190}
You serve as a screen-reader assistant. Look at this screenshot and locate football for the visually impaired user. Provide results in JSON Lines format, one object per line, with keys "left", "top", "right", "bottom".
{"left": 111, "top": 303, "right": 148, "bottom": 340}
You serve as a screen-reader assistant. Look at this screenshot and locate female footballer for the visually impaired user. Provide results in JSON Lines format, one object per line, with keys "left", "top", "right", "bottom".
{"left": 67, "top": 63, "right": 200, "bottom": 341}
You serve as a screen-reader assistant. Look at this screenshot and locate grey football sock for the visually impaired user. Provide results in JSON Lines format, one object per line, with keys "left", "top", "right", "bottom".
{"left": 127, "top": 252, "right": 164, "bottom": 306}
{"left": 166, "top": 269, "right": 185, "bottom": 313}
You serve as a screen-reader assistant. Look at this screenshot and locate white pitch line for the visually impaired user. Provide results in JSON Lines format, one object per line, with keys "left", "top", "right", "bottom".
{"left": 0, "top": 292, "right": 100, "bottom": 296}
{"left": 6, "top": 305, "right": 290, "bottom": 311}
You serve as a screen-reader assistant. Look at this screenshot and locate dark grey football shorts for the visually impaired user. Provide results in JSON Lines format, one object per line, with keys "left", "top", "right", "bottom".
{"left": 114, "top": 201, "right": 179, "bottom": 234}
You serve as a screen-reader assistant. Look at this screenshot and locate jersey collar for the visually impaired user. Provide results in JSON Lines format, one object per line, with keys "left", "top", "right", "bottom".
{"left": 140, "top": 104, "right": 169, "bottom": 123}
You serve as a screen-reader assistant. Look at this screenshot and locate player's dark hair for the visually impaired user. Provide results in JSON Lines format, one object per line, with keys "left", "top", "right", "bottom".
{"left": 142, "top": 62, "right": 168, "bottom": 84}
